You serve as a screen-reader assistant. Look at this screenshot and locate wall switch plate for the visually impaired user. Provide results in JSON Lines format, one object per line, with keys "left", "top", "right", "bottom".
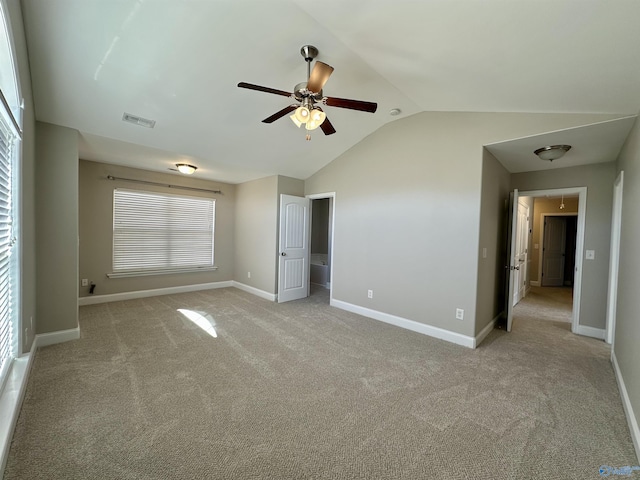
{"left": 247, "top": 271, "right": 251, "bottom": 278}
{"left": 367, "top": 290, "right": 373, "bottom": 299}
{"left": 585, "top": 250, "right": 595, "bottom": 260}
{"left": 81, "top": 279, "right": 89, "bottom": 287}
{"left": 482, "top": 248, "right": 487, "bottom": 258}
{"left": 456, "top": 308, "right": 464, "bottom": 320}
{"left": 534, "top": 243, "right": 539, "bottom": 249}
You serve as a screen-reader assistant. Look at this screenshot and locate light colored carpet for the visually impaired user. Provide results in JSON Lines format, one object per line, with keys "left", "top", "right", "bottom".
{"left": 4, "top": 286, "right": 637, "bottom": 479}
{"left": 514, "top": 286, "right": 573, "bottom": 323}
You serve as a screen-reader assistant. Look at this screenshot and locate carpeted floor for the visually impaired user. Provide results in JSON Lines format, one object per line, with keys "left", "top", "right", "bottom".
{"left": 3, "top": 286, "right": 637, "bottom": 479}
{"left": 513, "top": 286, "right": 573, "bottom": 323}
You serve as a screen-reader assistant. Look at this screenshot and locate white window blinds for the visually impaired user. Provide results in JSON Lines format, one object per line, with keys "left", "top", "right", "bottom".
{"left": 113, "top": 189, "right": 215, "bottom": 274}
{"left": 0, "top": 111, "right": 16, "bottom": 384}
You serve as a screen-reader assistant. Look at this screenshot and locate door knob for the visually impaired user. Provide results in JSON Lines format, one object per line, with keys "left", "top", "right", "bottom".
{"left": 514, "top": 265, "right": 520, "bottom": 270}
{"left": 281, "top": 252, "right": 286, "bottom": 256}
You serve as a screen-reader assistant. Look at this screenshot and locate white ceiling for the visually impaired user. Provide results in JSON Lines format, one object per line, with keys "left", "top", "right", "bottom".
{"left": 20, "top": 0, "right": 640, "bottom": 183}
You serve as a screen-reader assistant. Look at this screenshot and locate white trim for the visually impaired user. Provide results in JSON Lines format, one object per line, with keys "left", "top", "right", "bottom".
{"left": 0, "top": 341, "right": 35, "bottom": 475}
{"left": 612, "top": 351, "right": 640, "bottom": 462}
{"left": 34, "top": 327, "right": 80, "bottom": 348}
{"left": 606, "top": 171, "right": 623, "bottom": 345}
{"left": 78, "top": 281, "right": 233, "bottom": 306}
{"left": 574, "top": 325, "right": 605, "bottom": 340}
{"left": 518, "top": 187, "right": 587, "bottom": 336}
{"left": 330, "top": 298, "right": 475, "bottom": 348}
{"left": 530, "top": 280, "right": 540, "bottom": 287}
{"left": 231, "top": 281, "right": 277, "bottom": 302}
{"left": 474, "top": 313, "right": 500, "bottom": 348}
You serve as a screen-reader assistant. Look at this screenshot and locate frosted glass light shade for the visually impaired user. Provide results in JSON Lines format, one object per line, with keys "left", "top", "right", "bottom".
{"left": 294, "top": 106, "right": 310, "bottom": 123}
{"left": 176, "top": 163, "right": 197, "bottom": 174}
{"left": 534, "top": 145, "right": 571, "bottom": 161}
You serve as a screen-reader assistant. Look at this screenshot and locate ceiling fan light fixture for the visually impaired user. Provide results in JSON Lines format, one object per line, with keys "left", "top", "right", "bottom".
{"left": 176, "top": 163, "right": 197, "bottom": 175}
{"left": 534, "top": 144, "right": 572, "bottom": 161}
{"left": 310, "top": 108, "right": 326, "bottom": 124}
{"left": 294, "top": 105, "right": 310, "bottom": 123}
{"left": 289, "top": 114, "right": 303, "bottom": 128}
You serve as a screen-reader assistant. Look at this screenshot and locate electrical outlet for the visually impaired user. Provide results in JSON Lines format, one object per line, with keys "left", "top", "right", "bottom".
{"left": 81, "top": 279, "right": 89, "bottom": 287}
{"left": 456, "top": 308, "right": 464, "bottom": 320}
{"left": 367, "top": 289, "right": 373, "bottom": 299}
{"left": 247, "top": 271, "right": 251, "bottom": 279}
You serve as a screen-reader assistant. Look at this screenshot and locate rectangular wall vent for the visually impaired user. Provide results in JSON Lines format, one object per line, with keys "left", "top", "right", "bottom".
{"left": 122, "top": 112, "right": 156, "bottom": 128}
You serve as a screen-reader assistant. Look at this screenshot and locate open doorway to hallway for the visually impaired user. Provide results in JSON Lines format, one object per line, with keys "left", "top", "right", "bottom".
{"left": 511, "top": 194, "right": 580, "bottom": 331}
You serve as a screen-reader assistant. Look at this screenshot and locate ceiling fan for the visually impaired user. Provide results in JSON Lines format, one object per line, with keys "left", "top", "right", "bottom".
{"left": 238, "top": 45, "right": 377, "bottom": 140}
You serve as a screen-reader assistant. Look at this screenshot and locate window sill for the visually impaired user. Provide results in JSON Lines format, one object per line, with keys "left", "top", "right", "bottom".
{"left": 107, "top": 266, "right": 218, "bottom": 278}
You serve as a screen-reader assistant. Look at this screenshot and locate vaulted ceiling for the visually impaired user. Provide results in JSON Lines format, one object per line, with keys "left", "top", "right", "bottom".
{"left": 20, "top": 0, "right": 640, "bottom": 183}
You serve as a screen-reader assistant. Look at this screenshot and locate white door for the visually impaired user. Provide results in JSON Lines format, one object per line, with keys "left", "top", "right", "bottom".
{"left": 512, "top": 201, "right": 530, "bottom": 306}
{"left": 505, "top": 190, "right": 519, "bottom": 332}
{"left": 542, "top": 217, "right": 566, "bottom": 287}
{"left": 278, "top": 194, "right": 310, "bottom": 303}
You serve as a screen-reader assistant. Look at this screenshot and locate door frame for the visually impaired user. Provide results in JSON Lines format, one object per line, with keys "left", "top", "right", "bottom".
{"left": 306, "top": 192, "right": 336, "bottom": 303}
{"left": 538, "top": 212, "right": 577, "bottom": 286}
{"left": 514, "top": 187, "right": 587, "bottom": 335}
{"left": 606, "top": 171, "right": 624, "bottom": 346}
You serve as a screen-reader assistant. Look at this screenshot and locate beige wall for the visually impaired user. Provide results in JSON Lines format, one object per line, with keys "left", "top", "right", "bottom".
{"left": 79, "top": 160, "right": 235, "bottom": 297}
{"left": 233, "top": 175, "right": 303, "bottom": 295}
{"left": 529, "top": 197, "right": 578, "bottom": 283}
{"left": 305, "top": 111, "right": 620, "bottom": 338}
{"left": 512, "top": 162, "right": 616, "bottom": 329}
{"left": 6, "top": 0, "right": 36, "bottom": 351}
{"left": 234, "top": 175, "right": 278, "bottom": 294}
{"left": 475, "top": 149, "right": 511, "bottom": 335}
{"left": 36, "top": 122, "right": 79, "bottom": 334}
{"left": 614, "top": 115, "right": 640, "bottom": 448}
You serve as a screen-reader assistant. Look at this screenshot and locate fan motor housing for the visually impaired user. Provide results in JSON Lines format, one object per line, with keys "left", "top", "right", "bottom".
{"left": 293, "top": 82, "right": 323, "bottom": 102}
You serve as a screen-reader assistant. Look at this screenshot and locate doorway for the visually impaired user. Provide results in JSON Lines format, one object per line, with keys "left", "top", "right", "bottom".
{"left": 307, "top": 193, "right": 335, "bottom": 303}
{"left": 506, "top": 188, "right": 586, "bottom": 334}
{"left": 541, "top": 214, "right": 577, "bottom": 287}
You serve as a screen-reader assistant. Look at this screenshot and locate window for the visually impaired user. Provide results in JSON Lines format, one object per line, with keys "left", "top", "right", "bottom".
{"left": 0, "top": 2, "right": 21, "bottom": 390}
{"left": 111, "top": 189, "right": 216, "bottom": 277}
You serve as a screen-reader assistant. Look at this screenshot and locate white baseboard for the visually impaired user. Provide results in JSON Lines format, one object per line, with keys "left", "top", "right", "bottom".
{"left": 35, "top": 327, "right": 81, "bottom": 348}
{"left": 330, "top": 299, "right": 475, "bottom": 348}
{"left": 0, "top": 342, "right": 36, "bottom": 475}
{"left": 574, "top": 324, "right": 606, "bottom": 340}
{"left": 78, "top": 281, "right": 233, "bottom": 306}
{"left": 232, "top": 281, "right": 277, "bottom": 302}
{"left": 474, "top": 313, "right": 501, "bottom": 348}
{"left": 530, "top": 281, "right": 540, "bottom": 287}
{"left": 612, "top": 351, "right": 640, "bottom": 463}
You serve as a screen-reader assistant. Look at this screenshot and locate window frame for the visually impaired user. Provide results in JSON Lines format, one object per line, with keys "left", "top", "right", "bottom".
{"left": 108, "top": 188, "right": 217, "bottom": 278}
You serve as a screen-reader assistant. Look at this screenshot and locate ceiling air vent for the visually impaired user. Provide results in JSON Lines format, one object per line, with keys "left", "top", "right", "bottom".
{"left": 122, "top": 112, "right": 156, "bottom": 128}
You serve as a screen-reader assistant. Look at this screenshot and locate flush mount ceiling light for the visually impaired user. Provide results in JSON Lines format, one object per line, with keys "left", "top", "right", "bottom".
{"left": 176, "top": 163, "right": 197, "bottom": 175}
{"left": 534, "top": 144, "right": 572, "bottom": 161}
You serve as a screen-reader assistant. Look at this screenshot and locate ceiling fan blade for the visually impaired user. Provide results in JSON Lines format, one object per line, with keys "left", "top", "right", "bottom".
{"left": 320, "top": 116, "right": 336, "bottom": 136}
{"left": 306, "top": 61, "right": 334, "bottom": 93}
{"left": 313, "top": 107, "right": 335, "bottom": 135}
{"left": 325, "top": 96, "right": 377, "bottom": 113}
{"left": 237, "top": 82, "right": 292, "bottom": 98}
{"left": 262, "top": 105, "right": 298, "bottom": 124}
